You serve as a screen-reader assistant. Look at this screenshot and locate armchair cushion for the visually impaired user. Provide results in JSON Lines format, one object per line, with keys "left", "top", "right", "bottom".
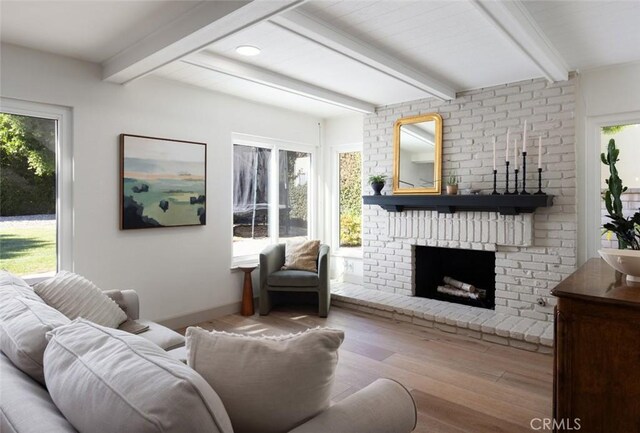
{"left": 283, "top": 239, "right": 320, "bottom": 272}
{"left": 267, "top": 270, "right": 319, "bottom": 288}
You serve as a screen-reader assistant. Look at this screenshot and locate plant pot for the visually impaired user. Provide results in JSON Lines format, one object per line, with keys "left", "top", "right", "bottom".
{"left": 446, "top": 184, "right": 458, "bottom": 195}
{"left": 371, "top": 182, "right": 385, "bottom": 195}
{"left": 599, "top": 248, "right": 640, "bottom": 283}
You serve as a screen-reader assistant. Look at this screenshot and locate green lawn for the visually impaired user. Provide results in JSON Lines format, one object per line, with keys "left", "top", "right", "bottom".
{"left": 0, "top": 226, "right": 56, "bottom": 276}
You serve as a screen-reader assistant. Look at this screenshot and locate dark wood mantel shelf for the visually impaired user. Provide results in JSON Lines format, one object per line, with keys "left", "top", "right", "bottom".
{"left": 362, "top": 193, "right": 554, "bottom": 215}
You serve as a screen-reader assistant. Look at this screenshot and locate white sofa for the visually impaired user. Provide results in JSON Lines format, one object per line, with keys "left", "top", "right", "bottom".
{"left": 0, "top": 276, "right": 417, "bottom": 433}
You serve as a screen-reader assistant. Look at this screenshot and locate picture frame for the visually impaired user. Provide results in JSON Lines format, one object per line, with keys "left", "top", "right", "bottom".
{"left": 120, "top": 134, "right": 207, "bottom": 230}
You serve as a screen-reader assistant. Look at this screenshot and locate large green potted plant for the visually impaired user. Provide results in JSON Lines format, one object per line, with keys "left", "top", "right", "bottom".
{"left": 599, "top": 139, "right": 640, "bottom": 283}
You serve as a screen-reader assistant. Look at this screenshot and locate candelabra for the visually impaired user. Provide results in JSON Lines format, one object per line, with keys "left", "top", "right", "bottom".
{"left": 520, "top": 151, "right": 530, "bottom": 195}
{"left": 535, "top": 167, "right": 545, "bottom": 195}
{"left": 504, "top": 161, "right": 511, "bottom": 195}
{"left": 513, "top": 168, "right": 519, "bottom": 195}
{"left": 492, "top": 169, "right": 499, "bottom": 195}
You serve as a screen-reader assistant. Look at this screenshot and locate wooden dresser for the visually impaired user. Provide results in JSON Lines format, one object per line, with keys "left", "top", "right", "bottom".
{"left": 552, "top": 258, "right": 640, "bottom": 433}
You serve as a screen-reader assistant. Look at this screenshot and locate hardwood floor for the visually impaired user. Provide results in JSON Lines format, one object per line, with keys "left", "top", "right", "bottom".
{"left": 179, "top": 305, "right": 552, "bottom": 433}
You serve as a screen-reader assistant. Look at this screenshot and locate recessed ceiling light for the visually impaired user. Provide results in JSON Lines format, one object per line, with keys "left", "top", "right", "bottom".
{"left": 236, "top": 45, "right": 261, "bottom": 56}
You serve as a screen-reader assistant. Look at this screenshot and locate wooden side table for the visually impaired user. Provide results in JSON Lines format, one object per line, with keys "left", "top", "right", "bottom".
{"left": 239, "top": 266, "right": 256, "bottom": 316}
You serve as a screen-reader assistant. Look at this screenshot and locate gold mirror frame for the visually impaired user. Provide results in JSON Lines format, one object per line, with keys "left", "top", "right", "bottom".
{"left": 392, "top": 113, "right": 443, "bottom": 195}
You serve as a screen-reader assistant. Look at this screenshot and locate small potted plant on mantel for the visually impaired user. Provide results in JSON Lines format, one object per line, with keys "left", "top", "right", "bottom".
{"left": 446, "top": 172, "right": 461, "bottom": 195}
{"left": 368, "top": 174, "right": 386, "bottom": 195}
{"left": 598, "top": 138, "right": 640, "bottom": 283}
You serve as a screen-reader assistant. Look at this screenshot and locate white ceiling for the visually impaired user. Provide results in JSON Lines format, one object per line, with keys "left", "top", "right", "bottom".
{"left": 0, "top": 1, "right": 201, "bottom": 63}
{"left": 523, "top": 0, "right": 640, "bottom": 70}
{"left": 154, "top": 60, "right": 356, "bottom": 117}
{"left": 2, "top": 0, "right": 640, "bottom": 118}
{"left": 299, "top": 0, "right": 537, "bottom": 91}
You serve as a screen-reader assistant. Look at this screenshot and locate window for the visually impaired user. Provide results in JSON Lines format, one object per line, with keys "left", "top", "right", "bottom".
{"left": 0, "top": 112, "right": 57, "bottom": 278}
{"left": 279, "top": 150, "right": 311, "bottom": 240}
{"left": 600, "top": 123, "right": 640, "bottom": 248}
{"left": 232, "top": 138, "right": 314, "bottom": 264}
{"left": 330, "top": 145, "right": 362, "bottom": 255}
{"left": 338, "top": 151, "right": 362, "bottom": 248}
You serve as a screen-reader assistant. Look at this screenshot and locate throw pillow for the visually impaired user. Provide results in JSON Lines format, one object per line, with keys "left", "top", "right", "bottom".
{"left": 186, "top": 326, "right": 344, "bottom": 433}
{"left": 44, "top": 319, "right": 233, "bottom": 433}
{"left": 0, "top": 297, "right": 69, "bottom": 384}
{"left": 0, "top": 270, "right": 44, "bottom": 303}
{"left": 282, "top": 239, "right": 321, "bottom": 272}
{"left": 33, "top": 271, "right": 127, "bottom": 328}
{"left": 1, "top": 353, "right": 78, "bottom": 433}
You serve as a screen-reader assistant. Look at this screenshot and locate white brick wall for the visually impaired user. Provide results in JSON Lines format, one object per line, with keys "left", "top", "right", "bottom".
{"left": 387, "top": 211, "right": 533, "bottom": 247}
{"left": 362, "top": 75, "right": 577, "bottom": 322}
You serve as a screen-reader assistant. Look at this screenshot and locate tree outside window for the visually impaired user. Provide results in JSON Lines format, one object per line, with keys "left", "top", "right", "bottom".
{"left": 339, "top": 151, "right": 362, "bottom": 247}
{"left": 1, "top": 113, "right": 57, "bottom": 277}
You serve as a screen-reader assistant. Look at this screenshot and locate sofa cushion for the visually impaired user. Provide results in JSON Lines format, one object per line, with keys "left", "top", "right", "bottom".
{"left": 268, "top": 270, "right": 319, "bottom": 287}
{"left": 0, "top": 353, "right": 77, "bottom": 433}
{"left": 0, "top": 297, "right": 69, "bottom": 384}
{"left": 34, "top": 271, "right": 127, "bottom": 328}
{"left": 134, "top": 319, "right": 185, "bottom": 350}
{"left": 283, "top": 239, "right": 320, "bottom": 272}
{"left": 186, "top": 326, "right": 344, "bottom": 433}
{"left": 44, "top": 319, "right": 233, "bottom": 433}
{"left": 0, "top": 271, "right": 43, "bottom": 303}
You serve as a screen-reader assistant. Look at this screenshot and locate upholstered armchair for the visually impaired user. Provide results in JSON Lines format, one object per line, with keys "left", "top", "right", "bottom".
{"left": 259, "top": 243, "right": 330, "bottom": 317}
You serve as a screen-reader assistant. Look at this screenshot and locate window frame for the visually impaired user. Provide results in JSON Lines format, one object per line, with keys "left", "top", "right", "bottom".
{"left": 231, "top": 133, "right": 317, "bottom": 267}
{"left": 0, "top": 97, "right": 74, "bottom": 283}
{"left": 331, "top": 143, "right": 363, "bottom": 258}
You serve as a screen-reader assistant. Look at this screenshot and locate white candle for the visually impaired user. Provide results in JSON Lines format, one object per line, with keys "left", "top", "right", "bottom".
{"left": 514, "top": 139, "right": 519, "bottom": 171}
{"left": 522, "top": 120, "right": 527, "bottom": 152}
{"left": 538, "top": 136, "right": 542, "bottom": 168}
{"left": 505, "top": 128, "right": 510, "bottom": 162}
{"left": 493, "top": 136, "right": 496, "bottom": 170}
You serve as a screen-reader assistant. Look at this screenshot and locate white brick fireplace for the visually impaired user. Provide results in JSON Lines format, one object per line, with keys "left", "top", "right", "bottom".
{"left": 332, "top": 75, "right": 579, "bottom": 351}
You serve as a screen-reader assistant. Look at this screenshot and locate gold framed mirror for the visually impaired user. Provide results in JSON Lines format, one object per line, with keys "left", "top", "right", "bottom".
{"left": 393, "top": 113, "right": 442, "bottom": 195}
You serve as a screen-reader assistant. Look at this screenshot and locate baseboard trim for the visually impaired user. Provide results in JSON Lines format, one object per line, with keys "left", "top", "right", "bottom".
{"left": 157, "top": 299, "right": 254, "bottom": 330}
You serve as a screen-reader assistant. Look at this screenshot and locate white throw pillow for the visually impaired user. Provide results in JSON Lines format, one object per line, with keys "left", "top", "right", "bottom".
{"left": 33, "top": 271, "right": 127, "bottom": 328}
{"left": 0, "top": 270, "right": 43, "bottom": 303}
{"left": 186, "top": 326, "right": 344, "bottom": 433}
{"left": 0, "top": 270, "right": 31, "bottom": 288}
{"left": 44, "top": 319, "right": 233, "bottom": 433}
{"left": 0, "top": 297, "right": 69, "bottom": 384}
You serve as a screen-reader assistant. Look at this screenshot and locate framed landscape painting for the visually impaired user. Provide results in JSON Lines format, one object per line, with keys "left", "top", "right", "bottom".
{"left": 120, "top": 134, "right": 206, "bottom": 230}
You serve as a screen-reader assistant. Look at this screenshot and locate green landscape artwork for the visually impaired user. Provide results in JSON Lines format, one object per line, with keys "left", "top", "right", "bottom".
{"left": 120, "top": 134, "right": 206, "bottom": 229}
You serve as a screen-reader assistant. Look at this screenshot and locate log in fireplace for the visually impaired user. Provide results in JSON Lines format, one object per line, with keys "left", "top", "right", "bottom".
{"left": 414, "top": 245, "right": 496, "bottom": 310}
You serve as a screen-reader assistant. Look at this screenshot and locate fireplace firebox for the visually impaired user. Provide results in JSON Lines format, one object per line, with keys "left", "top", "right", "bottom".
{"left": 414, "top": 246, "right": 496, "bottom": 310}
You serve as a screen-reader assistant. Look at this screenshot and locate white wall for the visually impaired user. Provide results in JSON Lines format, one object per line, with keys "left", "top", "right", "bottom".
{"left": 576, "top": 62, "right": 640, "bottom": 264}
{"left": 0, "top": 43, "right": 323, "bottom": 321}
{"left": 324, "top": 115, "right": 364, "bottom": 148}
{"left": 322, "top": 115, "right": 364, "bottom": 283}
